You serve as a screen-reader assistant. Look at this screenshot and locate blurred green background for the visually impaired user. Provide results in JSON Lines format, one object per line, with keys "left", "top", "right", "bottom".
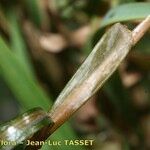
{"left": 0, "top": 0, "right": 150, "bottom": 149}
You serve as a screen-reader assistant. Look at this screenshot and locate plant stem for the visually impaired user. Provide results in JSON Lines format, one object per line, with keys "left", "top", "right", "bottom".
{"left": 48, "top": 15, "right": 150, "bottom": 135}
{"left": 132, "top": 15, "right": 150, "bottom": 45}
{"left": 26, "top": 15, "right": 150, "bottom": 150}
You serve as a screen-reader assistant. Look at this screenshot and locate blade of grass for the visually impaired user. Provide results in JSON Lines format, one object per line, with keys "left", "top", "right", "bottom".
{"left": 8, "top": 10, "right": 34, "bottom": 78}
{"left": 0, "top": 37, "right": 51, "bottom": 110}
{"left": 100, "top": 2, "right": 150, "bottom": 28}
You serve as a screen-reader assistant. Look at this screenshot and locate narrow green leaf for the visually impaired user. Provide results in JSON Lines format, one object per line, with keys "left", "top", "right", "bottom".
{"left": 8, "top": 11, "right": 34, "bottom": 78}
{"left": 0, "top": 37, "right": 51, "bottom": 110}
{"left": 100, "top": 2, "right": 150, "bottom": 28}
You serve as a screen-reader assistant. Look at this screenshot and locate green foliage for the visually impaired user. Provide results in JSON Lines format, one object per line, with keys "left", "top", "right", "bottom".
{"left": 8, "top": 10, "right": 34, "bottom": 77}
{"left": 101, "top": 2, "right": 150, "bottom": 28}
{"left": 0, "top": 37, "right": 51, "bottom": 110}
{"left": 0, "top": 0, "right": 149, "bottom": 150}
